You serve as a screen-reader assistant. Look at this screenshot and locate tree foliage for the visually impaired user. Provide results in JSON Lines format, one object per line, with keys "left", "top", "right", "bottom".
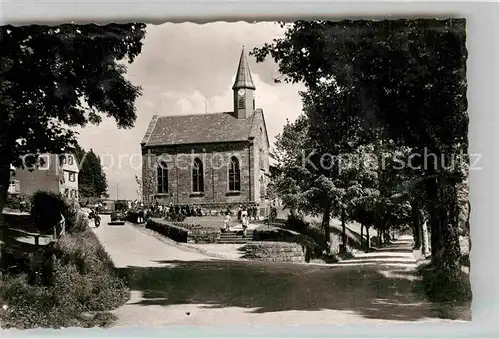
{"left": 254, "top": 19, "right": 468, "bottom": 273}
{"left": 0, "top": 23, "right": 146, "bottom": 211}
{"left": 74, "top": 146, "right": 108, "bottom": 198}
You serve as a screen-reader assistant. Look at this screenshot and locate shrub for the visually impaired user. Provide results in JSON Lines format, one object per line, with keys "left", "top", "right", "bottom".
{"left": 4, "top": 194, "right": 26, "bottom": 210}
{"left": 164, "top": 212, "right": 186, "bottom": 222}
{"left": 30, "top": 191, "right": 81, "bottom": 233}
{"left": 417, "top": 263, "right": 472, "bottom": 318}
{"left": 70, "top": 210, "right": 90, "bottom": 234}
{"left": 322, "top": 253, "right": 339, "bottom": 263}
{"left": 338, "top": 247, "right": 355, "bottom": 260}
{"left": 459, "top": 254, "right": 470, "bottom": 267}
{"left": 285, "top": 214, "right": 310, "bottom": 233}
{"left": 279, "top": 215, "right": 328, "bottom": 259}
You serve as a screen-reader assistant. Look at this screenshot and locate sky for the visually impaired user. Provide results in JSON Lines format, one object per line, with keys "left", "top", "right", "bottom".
{"left": 76, "top": 22, "right": 305, "bottom": 201}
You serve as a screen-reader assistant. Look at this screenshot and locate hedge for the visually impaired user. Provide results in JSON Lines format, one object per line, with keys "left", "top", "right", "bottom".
{"left": 146, "top": 219, "right": 221, "bottom": 244}
{"left": 146, "top": 219, "right": 189, "bottom": 243}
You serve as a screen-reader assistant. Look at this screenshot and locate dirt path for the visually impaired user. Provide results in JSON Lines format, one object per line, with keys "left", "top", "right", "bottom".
{"left": 92, "top": 221, "right": 456, "bottom": 327}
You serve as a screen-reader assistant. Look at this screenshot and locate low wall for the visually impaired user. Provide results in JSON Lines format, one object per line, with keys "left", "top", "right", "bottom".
{"left": 146, "top": 218, "right": 221, "bottom": 244}
{"left": 243, "top": 242, "right": 306, "bottom": 263}
{"left": 2, "top": 211, "right": 34, "bottom": 231}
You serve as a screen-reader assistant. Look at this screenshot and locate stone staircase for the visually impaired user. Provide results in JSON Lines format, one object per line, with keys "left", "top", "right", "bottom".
{"left": 218, "top": 230, "right": 252, "bottom": 244}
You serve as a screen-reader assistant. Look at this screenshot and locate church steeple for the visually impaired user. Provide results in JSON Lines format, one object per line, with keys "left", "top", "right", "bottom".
{"left": 232, "top": 47, "right": 256, "bottom": 119}
{"left": 233, "top": 47, "right": 256, "bottom": 90}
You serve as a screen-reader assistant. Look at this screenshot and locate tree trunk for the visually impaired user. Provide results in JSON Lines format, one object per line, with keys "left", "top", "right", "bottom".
{"left": 321, "top": 203, "right": 331, "bottom": 253}
{"left": 411, "top": 199, "right": 422, "bottom": 249}
{"left": 0, "top": 155, "right": 12, "bottom": 274}
{"left": 421, "top": 218, "right": 430, "bottom": 256}
{"left": 340, "top": 207, "right": 346, "bottom": 253}
{"left": 466, "top": 200, "right": 471, "bottom": 254}
{"left": 366, "top": 226, "right": 370, "bottom": 250}
{"left": 360, "top": 223, "right": 364, "bottom": 250}
{"left": 426, "top": 175, "right": 461, "bottom": 276}
{"left": 384, "top": 229, "right": 390, "bottom": 244}
{"left": 426, "top": 177, "right": 442, "bottom": 258}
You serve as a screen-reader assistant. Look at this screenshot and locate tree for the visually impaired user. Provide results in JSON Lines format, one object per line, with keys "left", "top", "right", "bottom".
{"left": 0, "top": 23, "right": 146, "bottom": 253}
{"left": 75, "top": 147, "right": 108, "bottom": 198}
{"left": 253, "top": 19, "right": 467, "bottom": 276}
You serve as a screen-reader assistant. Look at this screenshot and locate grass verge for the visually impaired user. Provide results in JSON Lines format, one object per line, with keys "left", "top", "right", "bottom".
{"left": 0, "top": 212, "right": 130, "bottom": 329}
{"left": 415, "top": 263, "right": 472, "bottom": 320}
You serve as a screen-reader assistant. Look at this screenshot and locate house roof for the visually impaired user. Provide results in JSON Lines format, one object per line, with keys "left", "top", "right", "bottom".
{"left": 141, "top": 110, "right": 264, "bottom": 147}
{"left": 232, "top": 48, "right": 256, "bottom": 90}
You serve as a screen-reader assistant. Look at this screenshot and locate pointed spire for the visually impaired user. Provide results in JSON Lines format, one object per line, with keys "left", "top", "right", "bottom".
{"left": 232, "top": 47, "right": 256, "bottom": 90}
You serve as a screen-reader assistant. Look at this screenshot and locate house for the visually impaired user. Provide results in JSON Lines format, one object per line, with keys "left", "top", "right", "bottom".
{"left": 10, "top": 153, "right": 80, "bottom": 199}
{"left": 140, "top": 48, "right": 270, "bottom": 215}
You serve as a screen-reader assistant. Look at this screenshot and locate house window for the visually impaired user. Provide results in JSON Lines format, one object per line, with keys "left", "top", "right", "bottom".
{"left": 69, "top": 172, "right": 76, "bottom": 182}
{"left": 238, "top": 96, "right": 245, "bottom": 109}
{"left": 228, "top": 156, "right": 240, "bottom": 191}
{"left": 192, "top": 158, "right": 204, "bottom": 193}
{"left": 68, "top": 155, "right": 74, "bottom": 165}
{"left": 260, "top": 175, "right": 266, "bottom": 197}
{"left": 64, "top": 188, "right": 69, "bottom": 197}
{"left": 259, "top": 148, "right": 265, "bottom": 169}
{"left": 157, "top": 160, "right": 168, "bottom": 193}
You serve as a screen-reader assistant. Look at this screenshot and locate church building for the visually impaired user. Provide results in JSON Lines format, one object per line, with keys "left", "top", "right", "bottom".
{"left": 140, "top": 49, "right": 270, "bottom": 214}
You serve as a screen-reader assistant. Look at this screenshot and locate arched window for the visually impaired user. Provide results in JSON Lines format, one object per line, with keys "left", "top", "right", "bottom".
{"left": 157, "top": 160, "right": 168, "bottom": 193}
{"left": 238, "top": 96, "right": 245, "bottom": 109}
{"left": 229, "top": 156, "right": 240, "bottom": 191}
{"left": 192, "top": 158, "right": 204, "bottom": 193}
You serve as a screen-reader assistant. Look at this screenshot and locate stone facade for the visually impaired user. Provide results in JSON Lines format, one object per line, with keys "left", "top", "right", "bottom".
{"left": 243, "top": 242, "right": 306, "bottom": 263}
{"left": 140, "top": 49, "right": 270, "bottom": 213}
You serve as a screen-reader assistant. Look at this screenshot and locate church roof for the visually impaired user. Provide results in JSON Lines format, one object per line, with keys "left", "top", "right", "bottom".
{"left": 232, "top": 48, "right": 256, "bottom": 90}
{"left": 141, "top": 111, "right": 263, "bottom": 147}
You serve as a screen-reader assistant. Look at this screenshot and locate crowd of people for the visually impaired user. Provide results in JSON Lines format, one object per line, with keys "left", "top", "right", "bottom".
{"left": 84, "top": 198, "right": 277, "bottom": 231}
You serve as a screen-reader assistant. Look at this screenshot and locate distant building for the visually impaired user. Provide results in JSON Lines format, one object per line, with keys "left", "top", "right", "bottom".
{"left": 10, "top": 153, "right": 80, "bottom": 199}
{"left": 140, "top": 48, "right": 270, "bottom": 214}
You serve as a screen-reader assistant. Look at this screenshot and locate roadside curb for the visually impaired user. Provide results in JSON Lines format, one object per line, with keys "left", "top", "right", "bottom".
{"left": 129, "top": 222, "right": 232, "bottom": 260}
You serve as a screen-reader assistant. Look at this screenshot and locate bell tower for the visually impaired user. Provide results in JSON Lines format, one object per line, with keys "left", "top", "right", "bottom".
{"left": 232, "top": 47, "right": 256, "bottom": 119}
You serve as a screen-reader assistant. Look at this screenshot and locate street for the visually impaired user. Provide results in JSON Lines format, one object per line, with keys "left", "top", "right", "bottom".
{"left": 92, "top": 218, "right": 457, "bottom": 327}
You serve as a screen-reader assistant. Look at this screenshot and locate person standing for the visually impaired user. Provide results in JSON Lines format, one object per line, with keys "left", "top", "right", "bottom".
{"left": 137, "top": 208, "right": 144, "bottom": 224}
{"left": 237, "top": 205, "right": 242, "bottom": 221}
{"left": 223, "top": 211, "right": 231, "bottom": 232}
{"left": 241, "top": 210, "right": 248, "bottom": 237}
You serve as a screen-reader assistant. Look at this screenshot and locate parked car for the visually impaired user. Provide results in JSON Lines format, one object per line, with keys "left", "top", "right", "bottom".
{"left": 109, "top": 210, "right": 126, "bottom": 225}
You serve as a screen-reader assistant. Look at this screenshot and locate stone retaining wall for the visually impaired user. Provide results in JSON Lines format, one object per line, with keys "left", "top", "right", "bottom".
{"left": 243, "top": 241, "right": 306, "bottom": 263}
